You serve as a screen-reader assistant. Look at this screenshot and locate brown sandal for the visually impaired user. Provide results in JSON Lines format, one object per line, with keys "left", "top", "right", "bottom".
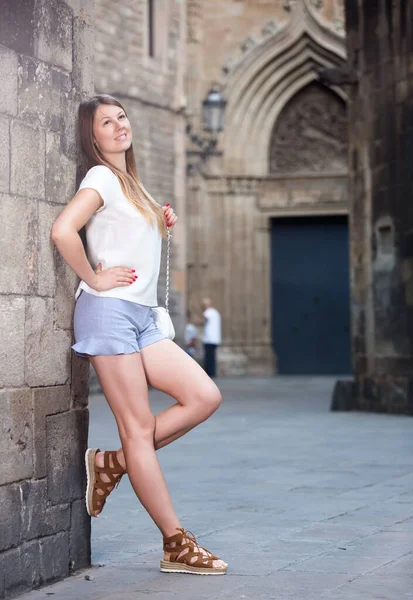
{"left": 85, "top": 448, "right": 126, "bottom": 518}
{"left": 160, "top": 528, "right": 228, "bottom": 575}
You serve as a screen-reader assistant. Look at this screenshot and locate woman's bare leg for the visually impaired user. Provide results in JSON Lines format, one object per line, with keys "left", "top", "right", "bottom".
{"left": 142, "top": 340, "right": 222, "bottom": 445}
{"left": 90, "top": 350, "right": 227, "bottom": 568}
{"left": 112, "top": 340, "right": 221, "bottom": 469}
{"left": 90, "top": 352, "right": 181, "bottom": 537}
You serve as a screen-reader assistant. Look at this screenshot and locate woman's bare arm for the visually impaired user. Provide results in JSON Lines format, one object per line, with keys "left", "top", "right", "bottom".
{"left": 51, "top": 188, "right": 135, "bottom": 292}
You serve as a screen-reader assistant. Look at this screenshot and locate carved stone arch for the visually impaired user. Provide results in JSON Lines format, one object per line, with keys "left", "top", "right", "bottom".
{"left": 269, "top": 81, "right": 348, "bottom": 174}
{"left": 222, "top": 1, "right": 347, "bottom": 176}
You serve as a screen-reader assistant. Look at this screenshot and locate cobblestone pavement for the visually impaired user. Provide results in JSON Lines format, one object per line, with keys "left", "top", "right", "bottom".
{"left": 19, "top": 377, "right": 413, "bottom": 599}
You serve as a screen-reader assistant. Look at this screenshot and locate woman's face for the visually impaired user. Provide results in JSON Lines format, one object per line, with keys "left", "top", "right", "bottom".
{"left": 93, "top": 104, "right": 132, "bottom": 155}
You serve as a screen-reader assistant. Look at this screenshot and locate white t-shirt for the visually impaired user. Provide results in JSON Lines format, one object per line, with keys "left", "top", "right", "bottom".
{"left": 74, "top": 165, "right": 162, "bottom": 307}
{"left": 203, "top": 307, "right": 222, "bottom": 345}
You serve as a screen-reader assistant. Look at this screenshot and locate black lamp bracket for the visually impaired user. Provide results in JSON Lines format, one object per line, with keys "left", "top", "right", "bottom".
{"left": 186, "top": 123, "right": 222, "bottom": 174}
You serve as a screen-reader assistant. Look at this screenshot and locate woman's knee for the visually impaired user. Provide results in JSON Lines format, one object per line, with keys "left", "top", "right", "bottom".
{"left": 118, "top": 413, "right": 156, "bottom": 444}
{"left": 194, "top": 383, "right": 222, "bottom": 416}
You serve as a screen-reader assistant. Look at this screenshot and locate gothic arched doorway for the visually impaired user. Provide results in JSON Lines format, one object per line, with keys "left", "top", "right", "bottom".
{"left": 269, "top": 83, "right": 352, "bottom": 374}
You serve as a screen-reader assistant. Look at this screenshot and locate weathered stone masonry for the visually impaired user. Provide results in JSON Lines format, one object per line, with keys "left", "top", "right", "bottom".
{"left": 332, "top": 0, "right": 413, "bottom": 414}
{"left": 0, "top": 1, "right": 94, "bottom": 597}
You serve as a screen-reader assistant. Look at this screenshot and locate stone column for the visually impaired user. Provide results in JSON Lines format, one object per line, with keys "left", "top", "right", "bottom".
{"left": 332, "top": 0, "right": 413, "bottom": 414}
{"left": 218, "top": 181, "right": 275, "bottom": 376}
{"left": 188, "top": 176, "right": 275, "bottom": 376}
{"left": 0, "top": 1, "right": 94, "bottom": 596}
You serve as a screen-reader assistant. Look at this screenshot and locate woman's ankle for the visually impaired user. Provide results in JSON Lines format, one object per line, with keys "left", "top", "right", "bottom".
{"left": 116, "top": 448, "right": 126, "bottom": 471}
{"left": 162, "top": 524, "right": 182, "bottom": 539}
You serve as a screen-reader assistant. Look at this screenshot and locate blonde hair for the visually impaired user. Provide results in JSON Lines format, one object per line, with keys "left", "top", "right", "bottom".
{"left": 78, "top": 94, "right": 167, "bottom": 237}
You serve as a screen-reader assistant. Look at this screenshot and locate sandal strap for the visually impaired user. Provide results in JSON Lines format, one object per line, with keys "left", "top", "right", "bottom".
{"left": 163, "top": 528, "right": 219, "bottom": 569}
{"left": 103, "top": 449, "right": 124, "bottom": 473}
{"left": 92, "top": 450, "right": 125, "bottom": 510}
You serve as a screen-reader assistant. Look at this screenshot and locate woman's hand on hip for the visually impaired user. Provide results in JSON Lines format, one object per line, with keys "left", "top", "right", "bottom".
{"left": 163, "top": 204, "right": 178, "bottom": 228}
{"left": 91, "top": 263, "right": 137, "bottom": 292}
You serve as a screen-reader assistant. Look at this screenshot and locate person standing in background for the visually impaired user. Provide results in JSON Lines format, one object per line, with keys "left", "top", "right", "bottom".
{"left": 202, "top": 298, "right": 222, "bottom": 378}
{"left": 184, "top": 310, "right": 198, "bottom": 357}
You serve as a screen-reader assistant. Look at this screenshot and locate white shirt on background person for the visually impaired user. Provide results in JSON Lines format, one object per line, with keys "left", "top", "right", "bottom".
{"left": 203, "top": 307, "right": 222, "bottom": 345}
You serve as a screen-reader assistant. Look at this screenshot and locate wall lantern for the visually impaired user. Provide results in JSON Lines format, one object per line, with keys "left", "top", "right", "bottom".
{"left": 186, "top": 87, "right": 227, "bottom": 174}
{"left": 203, "top": 88, "right": 227, "bottom": 133}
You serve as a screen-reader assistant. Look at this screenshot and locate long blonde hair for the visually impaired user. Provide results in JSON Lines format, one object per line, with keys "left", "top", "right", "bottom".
{"left": 78, "top": 94, "right": 167, "bottom": 237}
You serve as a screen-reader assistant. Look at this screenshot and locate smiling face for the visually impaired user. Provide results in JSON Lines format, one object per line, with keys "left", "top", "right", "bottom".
{"left": 92, "top": 104, "right": 132, "bottom": 156}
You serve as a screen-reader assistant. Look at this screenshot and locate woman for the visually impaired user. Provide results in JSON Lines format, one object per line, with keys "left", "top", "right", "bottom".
{"left": 51, "top": 94, "right": 227, "bottom": 575}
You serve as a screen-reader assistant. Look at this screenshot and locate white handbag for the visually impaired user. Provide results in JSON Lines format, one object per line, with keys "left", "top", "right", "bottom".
{"left": 152, "top": 229, "right": 175, "bottom": 340}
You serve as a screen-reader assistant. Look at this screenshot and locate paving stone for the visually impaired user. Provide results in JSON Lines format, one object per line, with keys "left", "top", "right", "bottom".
{"left": 284, "top": 549, "right": 393, "bottom": 575}
{"left": 321, "top": 574, "right": 413, "bottom": 599}
{"left": 216, "top": 571, "right": 357, "bottom": 599}
{"left": 385, "top": 517, "right": 413, "bottom": 531}
{"left": 16, "top": 378, "right": 413, "bottom": 600}
{"left": 344, "top": 531, "right": 413, "bottom": 559}
{"left": 370, "top": 552, "right": 413, "bottom": 577}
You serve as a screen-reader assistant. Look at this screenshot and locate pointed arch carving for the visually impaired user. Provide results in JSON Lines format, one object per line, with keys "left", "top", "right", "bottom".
{"left": 269, "top": 81, "right": 347, "bottom": 174}
{"left": 222, "top": 1, "right": 347, "bottom": 176}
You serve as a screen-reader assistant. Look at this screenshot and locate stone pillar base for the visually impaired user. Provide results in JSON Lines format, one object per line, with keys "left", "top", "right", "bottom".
{"left": 331, "top": 376, "right": 413, "bottom": 415}
{"left": 218, "top": 344, "right": 276, "bottom": 377}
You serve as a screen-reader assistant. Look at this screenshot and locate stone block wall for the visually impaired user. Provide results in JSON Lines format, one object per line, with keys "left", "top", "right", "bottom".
{"left": 332, "top": 0, "right": 413, "bottom": 414}
{"left": 94, "top": 0, "right": 188, "bottom": 339}
{"left": 0, "top": 1, "right": 94, "bottom": 597}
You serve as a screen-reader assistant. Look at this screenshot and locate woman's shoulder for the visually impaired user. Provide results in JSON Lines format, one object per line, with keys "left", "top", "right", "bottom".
{"left": 83, "top": 164, "right": 117, "bottom": 180}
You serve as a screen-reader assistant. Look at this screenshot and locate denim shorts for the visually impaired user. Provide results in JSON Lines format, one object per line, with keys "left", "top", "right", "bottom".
{"left": 72, "top": 290, "right": 167, "bottom": 359}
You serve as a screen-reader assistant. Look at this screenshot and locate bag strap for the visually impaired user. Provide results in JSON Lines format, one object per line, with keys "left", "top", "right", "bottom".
{"left": 165, "top": 229, "right": 171, "bottom": 312}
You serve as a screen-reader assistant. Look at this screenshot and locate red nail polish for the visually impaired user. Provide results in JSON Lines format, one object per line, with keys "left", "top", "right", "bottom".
{"left": 166, "top": 203, "right": 170, "bottom": 207}
{"left": 132, "top": 269, "right": 136, "bottom": 272}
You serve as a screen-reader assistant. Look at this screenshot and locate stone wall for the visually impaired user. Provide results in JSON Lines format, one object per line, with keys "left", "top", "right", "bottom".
{"left": 332, "top": 0, "right": 413, "bottom": 414}
{"left": 0, "top": 1, "right": 94, "bottom": 596}
{"left": 94, "top": 0, "right": 188, "bottom": 338}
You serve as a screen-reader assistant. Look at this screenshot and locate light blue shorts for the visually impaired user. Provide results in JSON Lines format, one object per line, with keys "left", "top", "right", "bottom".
{"left": 72, "top": 290, "right": 167, "bottom": 359}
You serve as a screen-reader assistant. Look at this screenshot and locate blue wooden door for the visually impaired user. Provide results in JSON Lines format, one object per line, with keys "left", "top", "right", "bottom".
{"left": 271, "top": 216, "right": 352, "bottom": 375}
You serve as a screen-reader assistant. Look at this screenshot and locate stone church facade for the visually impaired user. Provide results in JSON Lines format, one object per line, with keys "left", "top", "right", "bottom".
{"left": 186, "top": 0, "right": 348, "bottom": 375}
{"left": 2, "top": 0, "right": 411, "bottom": 596}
